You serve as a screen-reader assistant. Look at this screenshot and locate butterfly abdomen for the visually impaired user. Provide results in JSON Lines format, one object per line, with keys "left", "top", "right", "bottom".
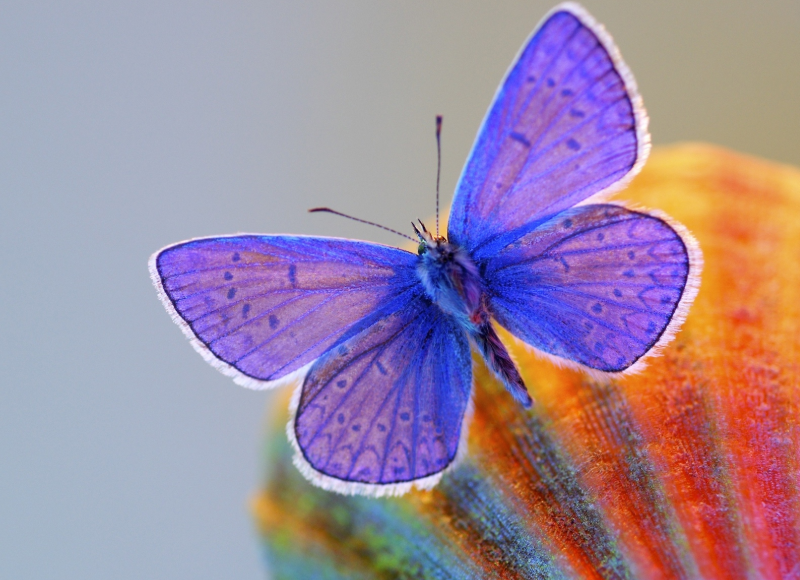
{"left": 472, "top": 318, "right": 532, "bottom": 408}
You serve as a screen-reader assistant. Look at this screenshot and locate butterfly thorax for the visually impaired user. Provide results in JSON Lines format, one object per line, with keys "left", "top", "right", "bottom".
{"left": 416, "top": 235, "right": 482, "bottom": 325}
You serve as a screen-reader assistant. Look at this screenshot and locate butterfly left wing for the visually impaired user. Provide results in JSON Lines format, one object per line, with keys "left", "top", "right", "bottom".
{"left": 150, "top": 235, "right": 419, "bottom": 389}
{"left": 291, "top": 296, "right": 473, "bottom": 496}
{"left": 484, "top": 204, "right": 701, "bottom": 373}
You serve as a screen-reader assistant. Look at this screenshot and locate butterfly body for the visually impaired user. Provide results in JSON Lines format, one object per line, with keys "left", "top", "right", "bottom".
{"left": 416, "top": 228, "right": 531, "bottom": 406}
{"left": 150, "top": 3, "right": 702, "bottom": 496}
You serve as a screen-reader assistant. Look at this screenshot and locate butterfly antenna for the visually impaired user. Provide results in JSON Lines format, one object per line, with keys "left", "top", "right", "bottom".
{"left": 309, "top": 207, "right": 416, "bottom": 242}
{"left": 435, "top": 115, "right": 442, "bottom": 237}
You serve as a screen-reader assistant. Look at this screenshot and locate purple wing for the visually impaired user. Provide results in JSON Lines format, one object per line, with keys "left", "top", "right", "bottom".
{"left": 292, "top": 297, "right": 472, "bottom": 493}
{"left": 484, "top": 205, "right": 696, "bottom": 372}
{"left": 149, "top": 235, "right": 419, "bottom": 389}
{"left": 448, "top": 4, "right": 648, "bottom": 256}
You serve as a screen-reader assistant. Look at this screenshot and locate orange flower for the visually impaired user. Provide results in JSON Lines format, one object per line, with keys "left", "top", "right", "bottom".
{"left": 254, "top": 144, "right": 800, "bottom": 579}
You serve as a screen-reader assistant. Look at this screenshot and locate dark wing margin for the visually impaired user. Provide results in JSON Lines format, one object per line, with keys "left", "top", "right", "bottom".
{"left": 448, "top": 3, "right": 649, "bottom": 257}
{"left": 484, "top": 204, "right": 702, "bottom": 374}
{"left": 289, "top": 296, "right": 473, "bottom": 497}
{"left": 149, "top": 235, "right": 418, "bottom": 390}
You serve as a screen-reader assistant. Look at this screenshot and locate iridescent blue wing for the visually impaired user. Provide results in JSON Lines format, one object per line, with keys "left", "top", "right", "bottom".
{"left": 448, "top": 4, "right": 648, "bottom": 257}
{"left": 292, "top": 296, "right": 472, "bottom": 495}
{"left": 484, "top": 205, "right": 700, "bottom": 373}
{"left": 149, "top": 235, "right": 419, "bottom": 389}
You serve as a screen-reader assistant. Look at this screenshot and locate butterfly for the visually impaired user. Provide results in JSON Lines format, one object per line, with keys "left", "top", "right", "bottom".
{"left": 149, "top": 2, "right": 701, "bottom": 497}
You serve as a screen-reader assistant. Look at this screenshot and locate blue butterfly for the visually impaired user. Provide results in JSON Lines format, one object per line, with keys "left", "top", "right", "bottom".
{"left": 150, "top": 3, "right": 701, "bottom": 496}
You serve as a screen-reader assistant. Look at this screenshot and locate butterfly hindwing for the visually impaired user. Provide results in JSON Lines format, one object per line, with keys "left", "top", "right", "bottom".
{"left": 150, "top": 235, "right": 418, "bottom": 388}
{"left": 292, "top": 297, "right": 472, "bottom": 494}
{"left": 449, "top": 4, "right": 647, "bottom": 256}
{"left": 484, "top": 204, "right": 696, "bottom": 372}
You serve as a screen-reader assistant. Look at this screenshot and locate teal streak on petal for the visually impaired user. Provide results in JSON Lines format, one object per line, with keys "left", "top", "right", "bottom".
{"left": 259, "top": 435, "right": 481, "bottom": 579}
{"left": 439, "top": 464, "right": 570, "bottom": 579}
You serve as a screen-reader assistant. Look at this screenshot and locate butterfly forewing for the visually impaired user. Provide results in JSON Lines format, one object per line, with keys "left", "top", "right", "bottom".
{"left": 152, "top": 236, "right": 418, "bottom": 386}
{"left": 485, "top": 205, "right": 692, "bottom": 372}
{"left": 293, "top": 298, "right": 472, "bottom": 490}
{"left": 449, "top": 6, "right": 645, "bottom": 256}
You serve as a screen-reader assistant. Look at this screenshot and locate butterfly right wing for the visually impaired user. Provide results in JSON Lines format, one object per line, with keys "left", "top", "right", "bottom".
{"left": 483, "top": 204, "right": 700, "bottom": 374}
{"left": 448, "top": 3, "right": 648, "bottom": 257}
{"left": 149, "top": 235, "right": 419, "bottom": 389}
{"left": 291, "top": 295, "right": 473, "bottom": 496}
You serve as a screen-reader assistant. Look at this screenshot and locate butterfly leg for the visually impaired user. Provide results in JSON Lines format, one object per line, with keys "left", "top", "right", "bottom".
{"left": 471, "top": 312, "right": 532, "bottom": 408}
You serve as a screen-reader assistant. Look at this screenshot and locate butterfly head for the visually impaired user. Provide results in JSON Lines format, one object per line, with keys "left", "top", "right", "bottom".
{"left": 412, "top": 220, "right": 446, "bottom": 256}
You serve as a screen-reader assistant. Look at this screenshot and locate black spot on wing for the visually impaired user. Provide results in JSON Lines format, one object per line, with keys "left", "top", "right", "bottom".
{"left": 510, "top": 132, "right": 531, "bottom": 148}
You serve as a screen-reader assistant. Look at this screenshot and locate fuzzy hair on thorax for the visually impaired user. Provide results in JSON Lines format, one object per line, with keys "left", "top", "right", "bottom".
{"left": 415, "top": 231, "right": 482, "bottom": 327}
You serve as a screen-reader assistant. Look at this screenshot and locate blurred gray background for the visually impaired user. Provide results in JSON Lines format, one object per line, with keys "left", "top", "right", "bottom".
{"left": 1, "top": 1, "right": 798, "bottom": 578}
